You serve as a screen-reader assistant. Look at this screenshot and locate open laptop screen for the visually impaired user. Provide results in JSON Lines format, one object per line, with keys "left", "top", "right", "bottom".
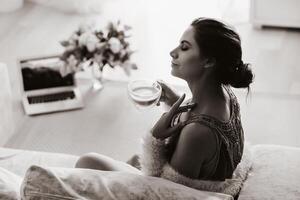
{"left": 20, "top": 55, "right": 74, "bottom": 91}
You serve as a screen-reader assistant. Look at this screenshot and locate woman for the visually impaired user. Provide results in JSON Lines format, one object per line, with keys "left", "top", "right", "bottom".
{"left": 75, "top": 17, "right": 254, "bottom": 195}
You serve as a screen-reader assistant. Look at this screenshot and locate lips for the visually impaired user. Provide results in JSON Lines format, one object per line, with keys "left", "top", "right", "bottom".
{"left": 171, "top": 61, "right": 179, "bottom": 67}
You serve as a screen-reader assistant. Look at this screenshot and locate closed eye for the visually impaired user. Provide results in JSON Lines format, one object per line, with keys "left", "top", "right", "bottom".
{"left": 180, "top": 43, "right": 189, "bottom": 51}
{"left": 180, "top": 40, "right": 191, "bottom": 51}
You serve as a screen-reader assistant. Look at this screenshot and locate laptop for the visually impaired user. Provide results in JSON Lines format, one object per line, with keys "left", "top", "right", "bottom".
{"left": 19, "top": 55, "right": 84, "bottom": 115}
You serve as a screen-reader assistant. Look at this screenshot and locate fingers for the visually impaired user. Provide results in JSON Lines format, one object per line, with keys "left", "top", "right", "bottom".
{"left": 157, "top": 80, "right": 180, "bottom": 107}
{"left": 170, "top": 93, "right": 185, "bottom": 110}
{"left": 157, "top": 81, "right": 167, "bottom": 103}
{"left": 157, "top": 80, "right": 174, "bottom": 95}
{"left": 166, "top": 94, "right": 185, "bottom": 122}
{"left": 156, "top": 91, "right": 166, "bottom": 106}
{"left": 159, "top": 90, "right": 166, "bottom": 102}
{"left": 166, "top": 121, "right": 186, "bottom": 136}
{"left": 174, "top": 103, "right": 197, "bottom": 114}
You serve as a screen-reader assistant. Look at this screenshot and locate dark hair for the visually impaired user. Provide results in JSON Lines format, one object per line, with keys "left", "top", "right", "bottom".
{"left": 191, "top": 17, "right": 254, "bottom": 91}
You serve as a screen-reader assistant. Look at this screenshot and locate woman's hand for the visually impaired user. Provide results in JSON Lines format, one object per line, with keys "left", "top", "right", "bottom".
{"left": 151, "top": 94, "right": 196, "bottom": 140}
{"left": 156, "top": 80, "right": 180, "bottom": 107}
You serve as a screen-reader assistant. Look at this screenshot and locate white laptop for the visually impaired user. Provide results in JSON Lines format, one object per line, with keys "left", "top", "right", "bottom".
{"left": 19, "top": 55, "right": 84, "bottom": 115}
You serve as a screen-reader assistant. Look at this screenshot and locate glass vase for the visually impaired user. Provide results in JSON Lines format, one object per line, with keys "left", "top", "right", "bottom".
{"left": 91, "top": 64, "right": 104, "bottom": 90}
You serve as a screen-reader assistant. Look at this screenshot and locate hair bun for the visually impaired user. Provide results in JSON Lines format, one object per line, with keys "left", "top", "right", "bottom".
{"left": 230, "top": 62, "right": 254, "bottom": 88}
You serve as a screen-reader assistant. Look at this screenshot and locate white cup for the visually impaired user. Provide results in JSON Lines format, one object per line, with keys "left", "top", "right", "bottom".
{"left": 127, "top": 79, "right": 162, "bottom": 110}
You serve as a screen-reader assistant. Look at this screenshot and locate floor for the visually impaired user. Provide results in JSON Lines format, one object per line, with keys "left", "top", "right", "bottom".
{"left": 1, "top": 0, "right": 300, "bottom": 160}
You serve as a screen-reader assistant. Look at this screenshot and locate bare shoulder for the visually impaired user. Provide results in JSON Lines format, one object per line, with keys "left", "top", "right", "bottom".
{"left": 178, "top": 122, "right": 218, "bottom": 161}
{"left": 180, "top": 122, "right": 216, "bottom": 142}
{"left": 169, "top": 122, "right": 219, "bottom": 178}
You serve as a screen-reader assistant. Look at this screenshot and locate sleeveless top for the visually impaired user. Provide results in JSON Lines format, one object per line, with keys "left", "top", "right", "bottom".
{"left": 166, "top": 86, "right": 244, "bottom": 181}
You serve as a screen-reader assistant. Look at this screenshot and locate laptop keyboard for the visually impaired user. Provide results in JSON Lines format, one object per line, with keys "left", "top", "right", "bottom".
{"left": 28, "top": 91, "right": 76, "bottom": 104}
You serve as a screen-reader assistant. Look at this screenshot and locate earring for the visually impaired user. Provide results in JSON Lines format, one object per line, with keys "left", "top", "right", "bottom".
{"left": 203, "top": 58, "right": 216, "bottom": 69}
{"left": 204, "top": 63, "right": 214, "bottom": 68}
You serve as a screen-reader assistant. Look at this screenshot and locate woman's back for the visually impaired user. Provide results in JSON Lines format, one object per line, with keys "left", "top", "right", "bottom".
{"left": 168, "top": 86, "right": 244, "bottom": 181}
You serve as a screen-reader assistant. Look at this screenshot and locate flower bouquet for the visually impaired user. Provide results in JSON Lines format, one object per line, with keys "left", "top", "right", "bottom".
{"left": 59, "top": 20, "right": 137, "bottom": 89}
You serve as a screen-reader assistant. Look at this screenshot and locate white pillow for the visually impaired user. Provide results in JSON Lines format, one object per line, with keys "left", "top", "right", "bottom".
{"left": 21, "top": 165, "right": 233, "bottom": 200}
{"left": 0, "top": 167, "right": 22, "bottom": 200}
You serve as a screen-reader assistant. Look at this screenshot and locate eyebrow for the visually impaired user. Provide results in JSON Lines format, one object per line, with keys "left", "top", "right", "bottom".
{"left": 181, "top": 40, "right": 192, "bottom": 46}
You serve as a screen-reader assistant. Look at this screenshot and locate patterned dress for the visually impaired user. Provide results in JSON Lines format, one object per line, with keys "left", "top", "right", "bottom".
{"left": 168, "top": 85, "right": 244, "bottom": 180}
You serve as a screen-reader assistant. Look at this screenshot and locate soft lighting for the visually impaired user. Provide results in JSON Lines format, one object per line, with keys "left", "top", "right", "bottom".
{"left": 0, "top": 0, "right": 23, "bottom": 13}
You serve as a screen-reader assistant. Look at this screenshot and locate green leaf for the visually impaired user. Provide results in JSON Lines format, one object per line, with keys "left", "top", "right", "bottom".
{"left": 60, "top": 40, "right": 70, "bottom": 47}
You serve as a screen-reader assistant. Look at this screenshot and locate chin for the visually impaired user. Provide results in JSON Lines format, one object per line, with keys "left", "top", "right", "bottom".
{"left": 171, "top": 68, "right": 183, "bottom": 79}
{"left": 171, "top": 68, "right": 177, "bottom": 77}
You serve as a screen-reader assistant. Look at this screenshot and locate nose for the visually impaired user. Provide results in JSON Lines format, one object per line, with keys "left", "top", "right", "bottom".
{"left": 170, "top": 48, "right": 178, "bottom": 59}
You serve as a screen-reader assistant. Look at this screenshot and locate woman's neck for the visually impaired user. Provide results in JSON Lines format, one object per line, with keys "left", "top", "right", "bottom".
{"left": 187, "top": 75, "right": 224, "bottom": 109}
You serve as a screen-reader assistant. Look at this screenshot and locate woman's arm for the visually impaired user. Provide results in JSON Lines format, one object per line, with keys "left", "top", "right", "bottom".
{"left": 141, "top": 122, "right": 217, "bottom": 178}
{"left": 140, "top": 94, "right": 196, "bottom": 176}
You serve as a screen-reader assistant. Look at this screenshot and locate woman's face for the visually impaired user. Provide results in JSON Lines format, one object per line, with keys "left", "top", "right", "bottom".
{"left": 170, "top": 26, "right": 207, "bottom": 80}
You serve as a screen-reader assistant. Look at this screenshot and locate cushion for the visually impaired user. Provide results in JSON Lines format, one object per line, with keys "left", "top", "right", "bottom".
{"left": 0, "top": 167, "right": 22, "bottom": 200}
{"left": 21, "top": 165, "right": 233, "bottom": 200}
{"left": 238, "top": 144, "right": 300, "bottom": 200}
{"left": 0, "top": 147, "right": 78, "bottom": 177}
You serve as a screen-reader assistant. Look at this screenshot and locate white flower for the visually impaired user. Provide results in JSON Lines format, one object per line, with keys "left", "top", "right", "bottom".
{"left": 78, "top": 32, "right": 99, "bottom": 52}
{"left": 70, "top": 33, "right": 79, "bottom": 41}
{"left": 78, "top": 22, "right": 93, "bottom": 33}
{"left": 78, "top": 32, "right": 89, "bottom": 46}
{"left": 108, "top": 37, "right": 122, "bottom": 54}
{"left": 120, "top": 49, "right": 127, "bottom": 58}
{"left": 86, "top": 40, "right": 97, "bottom": 52}
{"left": 59, "top": 55, "right": 80, "bottom": 76}
{"left": 115, "top": 23, "right": 123, "bottom": 32}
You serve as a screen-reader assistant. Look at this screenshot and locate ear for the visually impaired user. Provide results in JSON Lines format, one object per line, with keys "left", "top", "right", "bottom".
{"left": 203, "top": 58, "right": 216, "bottom": 69}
